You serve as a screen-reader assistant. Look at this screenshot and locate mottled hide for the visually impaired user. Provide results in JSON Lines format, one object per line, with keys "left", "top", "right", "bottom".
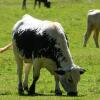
{"left": 12, "top": 14, "right": 85, "bottom": 96}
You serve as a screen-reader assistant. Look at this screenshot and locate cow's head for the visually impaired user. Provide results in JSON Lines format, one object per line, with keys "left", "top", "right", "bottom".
{"left": 55, "top": 65, "right": 85, "bottom": 96}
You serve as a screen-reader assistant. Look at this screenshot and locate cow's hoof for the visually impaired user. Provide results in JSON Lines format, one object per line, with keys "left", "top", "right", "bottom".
{"left": 18, "top": 89, "right": 24, "bottom": 96}
{"left": 67, "top": 92, "right": 78, "bottom": 96}
{"left": 83, "top": 44, "right": 86, "bottom": 47}
{"left": 28, "top": 90, "right": 35, "bottom": 96}
{"left": 28, "top": 92, "right": 33, "bottom": 96}
{"left": 18, "top": 82, "right": 24, "bottom": 95}
{"left": 55, "top": 90, "right": 62, "bottom": 96}
{"left": 24, "top": 86, "right": 28, "bottom": 92}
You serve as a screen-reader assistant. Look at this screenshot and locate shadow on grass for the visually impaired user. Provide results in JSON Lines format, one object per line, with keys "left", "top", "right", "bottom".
{"left": 0, "top": 91, "right": 11, "bottom": 95}
{"left": 20, "top": 92, "right": 87, "bottom": 97}
{"left": 0, "top": 91, "right": 87, "bottom": 97}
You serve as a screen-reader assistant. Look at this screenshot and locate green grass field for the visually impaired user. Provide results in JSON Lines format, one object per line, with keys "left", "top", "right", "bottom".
{"left": 0, "top": 0, "right": 100, "bottom": 99}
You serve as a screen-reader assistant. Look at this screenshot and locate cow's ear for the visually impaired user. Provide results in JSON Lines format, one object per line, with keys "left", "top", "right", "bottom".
{"left": 79, "top": 68, "right": 86, "bottom": 75}
{"left": 55, "top": 69, "right": 66, "bottom": 75}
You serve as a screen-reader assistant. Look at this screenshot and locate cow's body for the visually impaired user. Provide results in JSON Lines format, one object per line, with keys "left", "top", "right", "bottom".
{"left": 12, "top": 14, "right": 85, "bottom": 96}
{"left": 83, "top": 9, "right": 100, "bottom": 48}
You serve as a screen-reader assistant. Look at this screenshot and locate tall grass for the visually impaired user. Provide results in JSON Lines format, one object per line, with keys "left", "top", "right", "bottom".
{"left": 0, "top": 0, "right": 100, "bottom": 100}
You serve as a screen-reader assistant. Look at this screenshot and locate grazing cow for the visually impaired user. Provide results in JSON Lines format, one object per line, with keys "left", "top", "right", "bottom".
{"left": 0, "top": 43, "right": 12, "bottom": 53}
{"left": 22, "top": 0, "right": 51, "bottom": 9}
{"left": 12, "top": 14, "right": 85, "bottom": 96}
{"left": 83, "top": 9, "right": 100, "bottom": 48}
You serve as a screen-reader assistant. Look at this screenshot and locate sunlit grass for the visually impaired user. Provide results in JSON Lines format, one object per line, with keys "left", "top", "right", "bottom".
{"left": 0, "top": 0, "right": 100, "bottom": 99}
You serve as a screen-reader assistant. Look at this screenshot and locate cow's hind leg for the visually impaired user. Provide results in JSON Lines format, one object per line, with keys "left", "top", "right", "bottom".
{"left": 17, "top": 60, "right": 24, "bottom": 95}
{"left": 23, "top": 63, "right": 32, "bottom": 92}
{"left": 15, "top": 55, "right": 24, "bottom": 95}
{"left": 93, "top": 29, "right": 99, "bottom": 48}
{"left": 28, "top": 60, "right": 41, "bottom": 95}
{"left": 54, "top": 76, "right": 62, "bottom": 95}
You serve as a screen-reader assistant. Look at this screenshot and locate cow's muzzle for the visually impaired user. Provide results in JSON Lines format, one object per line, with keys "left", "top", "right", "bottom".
{"left": 67, "top": 92, "right": 78, "bottom": 96}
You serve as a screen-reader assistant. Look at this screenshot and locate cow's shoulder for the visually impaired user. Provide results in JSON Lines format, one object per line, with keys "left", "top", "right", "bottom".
{"left": 41, "top": 21, "right": 65, "bottom": 39}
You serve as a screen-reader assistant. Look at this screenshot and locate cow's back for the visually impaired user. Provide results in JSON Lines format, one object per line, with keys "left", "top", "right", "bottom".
{"left": 88, "top": 10, "right": 100, "bottom": 28}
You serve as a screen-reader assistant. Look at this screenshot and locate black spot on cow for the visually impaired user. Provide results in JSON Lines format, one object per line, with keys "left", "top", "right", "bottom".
{"left": 13, "top": 29, "right": 65, "bottom": 68}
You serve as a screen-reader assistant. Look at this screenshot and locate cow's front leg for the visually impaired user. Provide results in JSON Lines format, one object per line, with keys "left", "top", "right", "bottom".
{"left": 28, "top": 61, "right": 40, "bottom": 95}
{"left": 23, "top": 63, "right": 32, "bottom": 92}
{"left": 54, "top": 76, "right": 62, "bottom": 96}
{"left": 28, "top": 76, "right": 39, "bottom": 95}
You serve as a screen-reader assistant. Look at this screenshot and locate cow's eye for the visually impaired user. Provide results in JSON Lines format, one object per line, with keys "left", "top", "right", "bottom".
{"left": 68, "top": 77, "right": 73, "bottom": 83}
{"left": 68, "top": 79, "right": 71, "bottom": 82}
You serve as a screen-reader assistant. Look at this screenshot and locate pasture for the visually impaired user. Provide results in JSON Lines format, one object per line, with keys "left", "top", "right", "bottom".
{"left": 0, "top": 0, "right": 100, "bottom": 99}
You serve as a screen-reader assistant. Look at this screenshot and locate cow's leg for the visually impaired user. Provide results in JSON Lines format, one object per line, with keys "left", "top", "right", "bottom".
{"left": 13, "top": 45, "right": 24, "bottom": 95}
{"left": 22, "top": 0, "right": 26, "bottom": 9}
{"left": 54, "top": 76, "right": 62, "bottom": 95}
{"left": 93, "top": 29, "right": 99, "bottom": 48}
{"left": 15, "top": 55, "right": 24, "bottom": 95}
{"left": 83, "top": 25, "right": 93, "bottom": 47}
{"left": 38, "top": 1, "right": 41, "bottom": 8}
{"left": 34, "top": 0, "right": 37, "bottom": 8}
{"left": 23, "top": 63, "right": 32, "bottom": 92}
{"left": 28, "top": 60, "right": 40, "bottom": 95}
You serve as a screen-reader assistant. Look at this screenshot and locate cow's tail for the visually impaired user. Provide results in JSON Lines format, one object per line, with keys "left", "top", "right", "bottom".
{"left": 0, "top": 43, "right": 12, "bottom": 53}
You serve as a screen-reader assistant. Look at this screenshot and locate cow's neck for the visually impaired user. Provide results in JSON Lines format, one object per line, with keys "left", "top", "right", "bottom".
{"left": 59, "top": 46, "right": 74, "bottom": 70}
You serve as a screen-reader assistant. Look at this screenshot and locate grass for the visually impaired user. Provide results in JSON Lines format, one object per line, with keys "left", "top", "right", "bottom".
{"left": 0, "top": 0, "right": 100, "bottom": 99}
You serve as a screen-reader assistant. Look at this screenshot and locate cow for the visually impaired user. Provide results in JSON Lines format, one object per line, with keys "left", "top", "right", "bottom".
{"left": 0, "top": 43, "right": 12, "bottom": 53}
{"left": 83, "top": 9, "right": 100, "bottom": 48}
{"left": 12, "top": 14, "right": 85, "bottom": 96}
{"left": 22, "top": 0, "right": 51, "bottom": 9}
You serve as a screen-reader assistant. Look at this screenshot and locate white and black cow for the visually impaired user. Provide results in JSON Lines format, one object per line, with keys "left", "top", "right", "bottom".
{"left": 12, "top": 14, "right": 85, "bottom": 96}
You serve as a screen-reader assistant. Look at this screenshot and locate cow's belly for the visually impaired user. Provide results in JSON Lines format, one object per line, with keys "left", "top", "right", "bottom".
{"left": 24, "top": 57, "right": 57, "bottom": 75}
{"left": 34, "top": 57, "right": 57, "bottom": 74}
{"left": 23, "top": 58, "right": 32, "bottom": 63}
